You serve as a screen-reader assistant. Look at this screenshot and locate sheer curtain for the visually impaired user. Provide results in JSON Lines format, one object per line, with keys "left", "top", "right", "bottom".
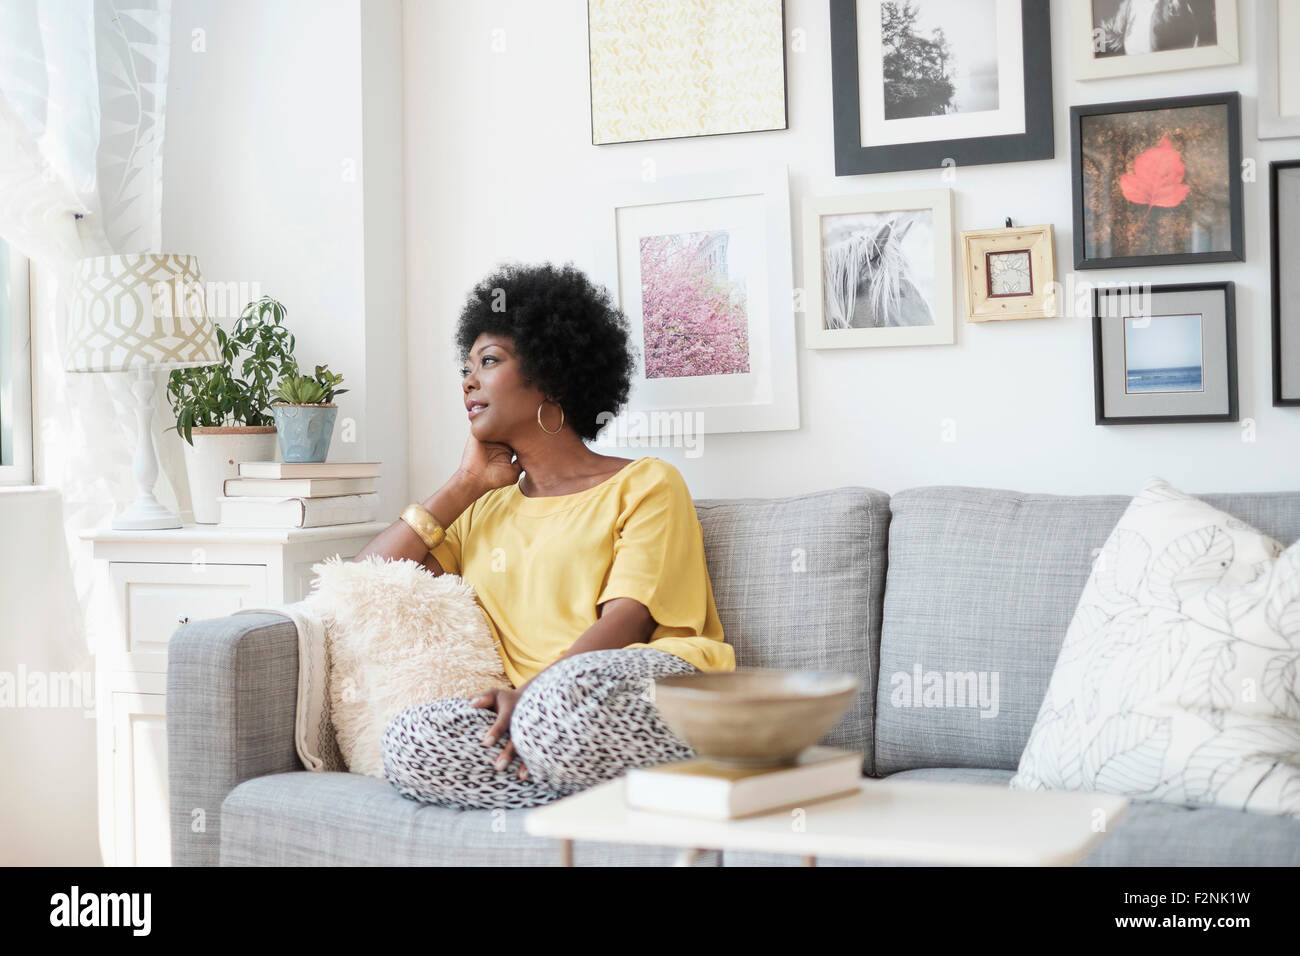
{"left": 0, "top": 0, "right": 173, "bottom": 651}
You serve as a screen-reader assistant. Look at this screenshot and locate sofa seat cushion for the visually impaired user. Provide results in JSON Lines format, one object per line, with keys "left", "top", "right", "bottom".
{"left": 219, "top": 771, "right": 719, "bottom": 866}
{"left": 720, "top": 768, "right": 1300, "bottom": 866}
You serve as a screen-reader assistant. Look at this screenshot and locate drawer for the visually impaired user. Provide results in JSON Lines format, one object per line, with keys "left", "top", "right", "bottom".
{"left": 107, "top": 562, "right": 269, "bottom": 672}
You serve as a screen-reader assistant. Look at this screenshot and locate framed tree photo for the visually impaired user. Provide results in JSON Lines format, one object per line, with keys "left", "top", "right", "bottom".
{"left": 1071, "top": 92, "right": 1243, "bottom": 269}
{"left": 829, "top": 0, "right": 1054, "bottom": 176}
{"left": 1270, "top": 159, "right": 1300, "bottom": 405}
{"left": 1092, "top": 282, "right": 1238, "bottom": 425}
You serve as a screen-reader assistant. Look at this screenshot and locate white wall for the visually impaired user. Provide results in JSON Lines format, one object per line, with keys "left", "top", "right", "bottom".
{"left": 164, "top": 0, "right": 407, "bottom": 518}
{"left": 402, "top": 0, "right": 1300, "bottom": 500}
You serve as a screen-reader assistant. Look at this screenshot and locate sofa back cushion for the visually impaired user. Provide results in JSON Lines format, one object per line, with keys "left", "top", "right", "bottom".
{"left": 693, "top": 488, "right": 891, "bottom": 774}
{"left": 874, "top": 486, "right": 1300, "bottom": 775}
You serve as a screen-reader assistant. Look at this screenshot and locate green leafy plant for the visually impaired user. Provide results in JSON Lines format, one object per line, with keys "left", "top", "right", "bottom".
{"left": 166, "top": 297, "right": 300, "bottom": 446}
{"left": 273, "top": 364, "right": 348, "bottom": 405}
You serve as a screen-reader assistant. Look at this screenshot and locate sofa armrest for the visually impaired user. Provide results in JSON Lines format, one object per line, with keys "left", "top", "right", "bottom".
{"left": 167, "top": 611, "right": 302, "bottom": 866}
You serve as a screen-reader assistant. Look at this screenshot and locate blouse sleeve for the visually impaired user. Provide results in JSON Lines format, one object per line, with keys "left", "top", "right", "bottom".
{"left": 428, "top": 501, "right": 469, "bottom": 576}
{"left": 596, "top": 464, "right": 709, "bottom": 637}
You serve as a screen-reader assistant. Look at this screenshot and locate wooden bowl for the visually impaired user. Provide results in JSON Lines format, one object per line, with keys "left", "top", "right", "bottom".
{"left": 651, "top": 667, "right": 860, "bottom": 767}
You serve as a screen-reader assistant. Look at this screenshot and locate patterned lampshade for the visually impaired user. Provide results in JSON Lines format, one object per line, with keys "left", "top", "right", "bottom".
{"left": 65, "top": 254, "right": 221, "bottom": 372}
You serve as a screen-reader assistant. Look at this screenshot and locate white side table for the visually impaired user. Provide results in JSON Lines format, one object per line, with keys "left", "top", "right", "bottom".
{"left": 524, "top": 775, "right": 1130, "bottom": 867}
{"left": 79, "top": 521, "right": 387, "bottom": 867}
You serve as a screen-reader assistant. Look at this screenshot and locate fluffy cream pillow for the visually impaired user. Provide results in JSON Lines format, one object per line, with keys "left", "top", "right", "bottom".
{"left": 308, "top": 554, "right": 510, "bottom": 777}
{"left": 1011, "top": 476, "right": 1300, "bottom": 818}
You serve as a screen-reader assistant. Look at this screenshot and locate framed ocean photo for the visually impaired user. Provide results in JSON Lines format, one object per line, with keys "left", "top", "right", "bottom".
{"left": 1071, "top": 92, "right": 1243, "bottom": 269}
{"left": 1123, "top": 312, "right": 1204, "bottom": 394}
{"left": 1092, "top": 281, "right": 1238, "bottom": 425}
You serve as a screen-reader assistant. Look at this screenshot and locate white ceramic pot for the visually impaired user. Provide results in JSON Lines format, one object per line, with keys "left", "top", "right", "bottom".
{"left": 181, "top": 426, "right": 279, "bottom": 524}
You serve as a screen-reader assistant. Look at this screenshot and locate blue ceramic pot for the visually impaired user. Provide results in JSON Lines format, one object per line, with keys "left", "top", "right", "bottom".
{"left": 272, "top": 404, "right": 337, "bottom": 463}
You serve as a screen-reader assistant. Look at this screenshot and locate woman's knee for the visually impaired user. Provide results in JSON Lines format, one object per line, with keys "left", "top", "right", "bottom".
{"left": 380, "top": 698, "right": 486, "bottom": 770}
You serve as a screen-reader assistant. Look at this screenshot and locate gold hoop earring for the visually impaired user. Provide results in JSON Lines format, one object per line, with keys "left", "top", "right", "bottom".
{"left": 537, "top": 400, "right": 564, "bottom": 435}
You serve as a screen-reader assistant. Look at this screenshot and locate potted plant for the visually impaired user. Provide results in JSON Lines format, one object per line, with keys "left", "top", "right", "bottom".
{"left": 165, "top": 297, "right": 300, "bottom": 523}
{"left": 270, "top": 364, "right": 348, "bottom": 463}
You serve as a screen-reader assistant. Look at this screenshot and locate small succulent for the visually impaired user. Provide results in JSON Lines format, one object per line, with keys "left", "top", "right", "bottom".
{"left": 273, "top": 364, "right": 349, "bottom": 405}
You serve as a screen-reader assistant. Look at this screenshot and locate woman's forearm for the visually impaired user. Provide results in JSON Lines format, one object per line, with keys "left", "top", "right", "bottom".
{"left": 517, "top": 608, "right": 649, "bottom": 694}
{"left": 354, "top": 471, "right": 484, "bottom": 568}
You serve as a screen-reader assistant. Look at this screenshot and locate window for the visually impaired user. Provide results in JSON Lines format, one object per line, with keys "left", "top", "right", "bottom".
{"left": 0, "top": 237, "right": 34, "bottom": 485}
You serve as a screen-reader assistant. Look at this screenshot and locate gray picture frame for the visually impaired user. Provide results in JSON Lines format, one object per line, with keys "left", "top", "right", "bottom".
{"left": 830, "top": 0, "right": 1054, "bottom": 176}
{"left": 1092, "top": 282, "right": 1238, "bottom": 425}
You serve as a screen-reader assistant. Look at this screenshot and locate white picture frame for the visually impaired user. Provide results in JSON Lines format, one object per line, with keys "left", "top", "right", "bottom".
{"left": 1258, "top": 0, "right": 1300, "bottom": 139}
{"left": 590, "top": 163, "right": 798, "bottom": 436}
{"left": 1071, "top": 0, "right": 1238, "bottom": 81}
{"left": 802, "top": 188, "right": 954, "bottom": 349}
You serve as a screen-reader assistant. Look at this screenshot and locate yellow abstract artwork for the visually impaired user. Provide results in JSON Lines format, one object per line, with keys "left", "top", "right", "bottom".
{"left": 588, "top": 0, "right": 787, "bottom": 144}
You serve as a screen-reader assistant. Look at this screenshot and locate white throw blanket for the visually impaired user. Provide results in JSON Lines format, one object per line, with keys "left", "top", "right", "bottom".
{"left": 233, "top": 597, "right": 346, "bottom": 773}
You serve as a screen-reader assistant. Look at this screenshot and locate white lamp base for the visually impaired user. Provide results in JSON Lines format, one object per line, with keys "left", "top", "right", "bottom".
{"left": 112, "top": 495, "right": 183, "bottom": 530}
{"left": 113, "top": 366, "right": 182, "bottom": 531}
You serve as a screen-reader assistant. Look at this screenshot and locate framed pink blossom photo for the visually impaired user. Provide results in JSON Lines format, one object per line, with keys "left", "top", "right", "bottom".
{"left": 1070, "top": 92, "right": 1243, "bottom": 269}
{"left": 592, "top": 164, "right": 798, "bottom": 436}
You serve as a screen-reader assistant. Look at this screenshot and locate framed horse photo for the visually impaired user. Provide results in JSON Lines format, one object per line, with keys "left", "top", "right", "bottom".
{"left": 802, "top": 188, "right": 954, "bottom": 349}
{"left": 829, "top": 0, "right": 1054, "bottom": 176}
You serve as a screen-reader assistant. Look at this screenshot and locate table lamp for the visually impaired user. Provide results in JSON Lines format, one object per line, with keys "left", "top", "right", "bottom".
{"left": 65, "top": 254, "right": 221, "bottom": 530}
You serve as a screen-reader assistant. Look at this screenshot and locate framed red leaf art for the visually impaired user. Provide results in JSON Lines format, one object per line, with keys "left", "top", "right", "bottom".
{"left": 1071, "top": 92, "right": 1243, "bottom": 269}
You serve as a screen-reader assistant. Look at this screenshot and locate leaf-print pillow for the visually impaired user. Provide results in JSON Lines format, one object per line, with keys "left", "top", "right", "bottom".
{"left": 1010, "top": 476, "right": 1300, "bottom": 818}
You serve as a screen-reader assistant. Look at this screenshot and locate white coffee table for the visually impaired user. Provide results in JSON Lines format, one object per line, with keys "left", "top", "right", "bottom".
{"left": 524, "top": 775, "right": 1130, "bottom": 867}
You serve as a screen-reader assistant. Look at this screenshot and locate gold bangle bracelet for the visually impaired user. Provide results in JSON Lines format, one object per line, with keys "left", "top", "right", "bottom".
{"left": 399, "top": 503, "right": 446, "bottom": 553}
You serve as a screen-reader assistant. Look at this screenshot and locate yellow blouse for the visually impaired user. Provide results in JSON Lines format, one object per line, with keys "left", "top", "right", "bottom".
{"left": 428, "top": 456, "right": 734, "bottom": 688}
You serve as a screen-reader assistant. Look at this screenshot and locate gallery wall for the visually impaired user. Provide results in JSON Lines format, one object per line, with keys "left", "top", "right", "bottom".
{"left": 403, "top": 0, "right": 1300, "bottom": 499}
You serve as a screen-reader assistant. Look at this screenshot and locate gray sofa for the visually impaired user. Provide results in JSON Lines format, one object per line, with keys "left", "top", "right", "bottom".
{"left": 168, "top": 484, "right": 1300, "bottom": 866}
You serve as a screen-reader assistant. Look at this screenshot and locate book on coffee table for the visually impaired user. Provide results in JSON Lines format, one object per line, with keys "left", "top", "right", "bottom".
{"left": 625, "top": 746, "right": 862, "bottom": 820}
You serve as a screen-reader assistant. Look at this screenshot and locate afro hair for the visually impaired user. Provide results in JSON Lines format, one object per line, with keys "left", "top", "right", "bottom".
{"left": 454, "top": 261, "right": 638, "bottom": 442}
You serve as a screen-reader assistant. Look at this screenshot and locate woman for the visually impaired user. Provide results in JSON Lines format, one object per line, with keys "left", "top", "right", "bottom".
{"left": 355, "top": 261, "right": 735, "bottom": 811}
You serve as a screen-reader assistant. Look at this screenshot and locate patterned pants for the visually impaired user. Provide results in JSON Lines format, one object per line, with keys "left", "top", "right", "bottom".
{"left": 380, "top": 647, "right": 698, "bottom": 811}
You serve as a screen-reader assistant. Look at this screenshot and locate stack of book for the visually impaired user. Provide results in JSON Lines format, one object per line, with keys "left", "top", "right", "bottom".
{"left": 624, "top": 745, "right": 863, "bottom": 820}
{"left": 218, "top": 460, "right": 381, "bottom": 529}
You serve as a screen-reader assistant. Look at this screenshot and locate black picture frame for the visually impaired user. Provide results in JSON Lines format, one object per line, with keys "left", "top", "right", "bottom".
{"left": 1092, "top": 281, "right": 1238, "bottom": 425}
{"left": 829, "top": 0, "right": 1054, "bottom": 176}
{"left": 1269, "top": 159, "right": 1300, "bottom": 406}
{"left": 1071, "top": 92, "right": 1244, "bottom": 270}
